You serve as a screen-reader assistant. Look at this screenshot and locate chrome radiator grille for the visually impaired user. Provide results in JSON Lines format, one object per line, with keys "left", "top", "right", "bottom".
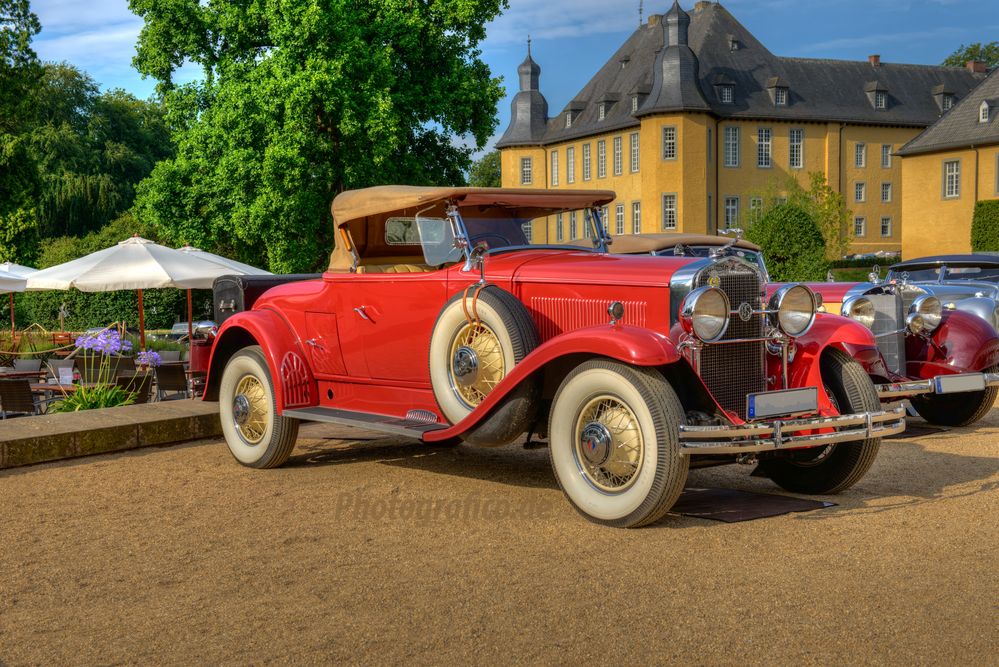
{"left": 868, "top": 293, "right": 905, "bottom": 374}
{"left": 695, "top": 262, "right": 767, "bottom": 419}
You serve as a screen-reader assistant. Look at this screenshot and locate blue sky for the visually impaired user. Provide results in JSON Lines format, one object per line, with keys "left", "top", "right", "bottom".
{"left": 31, "top": 0, "right": 999, "bottom": 151}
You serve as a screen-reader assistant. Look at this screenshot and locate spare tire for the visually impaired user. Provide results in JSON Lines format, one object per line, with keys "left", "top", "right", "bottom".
{"left": 429, "top": 285, "right": 540, "bottom": 445}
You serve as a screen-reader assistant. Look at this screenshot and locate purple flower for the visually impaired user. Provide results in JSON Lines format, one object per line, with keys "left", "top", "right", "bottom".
{"left": 137, "top": 350, "right": 162, "bottom": 367}
{"left": 75, "top": 329, "right": 128, "bottom": 356}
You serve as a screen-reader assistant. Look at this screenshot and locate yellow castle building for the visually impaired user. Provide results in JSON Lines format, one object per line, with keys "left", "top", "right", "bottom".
{"left": 899, "top": 68, "right": 999, "bottom": 258}
{"left": 496, "top": 1, "right": 986, "bottom": 255}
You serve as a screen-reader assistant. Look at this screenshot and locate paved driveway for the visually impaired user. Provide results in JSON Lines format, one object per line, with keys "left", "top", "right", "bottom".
{"left": 1, "top": 409, "right": 997, "bottom": 665}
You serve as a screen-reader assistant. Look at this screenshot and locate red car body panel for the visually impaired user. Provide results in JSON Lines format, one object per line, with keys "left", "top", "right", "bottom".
{"left": 905, "top": 309, "right": 999, "bottom": 378}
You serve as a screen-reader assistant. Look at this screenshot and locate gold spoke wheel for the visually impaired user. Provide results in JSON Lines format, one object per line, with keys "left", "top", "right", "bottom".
{"left": 574, "top": 395, "right": 644, "bottom": 493}
{"left": 232, "top": 374, "right": 269, "bottom": 445}
{"left": 448, "top": 322, "right": 505, "bottom": 408}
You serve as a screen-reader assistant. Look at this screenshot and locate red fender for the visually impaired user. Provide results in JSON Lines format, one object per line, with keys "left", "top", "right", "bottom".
{"left": 203, "top": 308, "right": 318, "bottom": 412}
{"left": 424, "top": 324, "right": 680, "bottom": 442}
{"left": 787, "top": 313, "right": 881, "bottom": 411}
{"left": 905, "top": 309, "right": 999, "bottom": 378}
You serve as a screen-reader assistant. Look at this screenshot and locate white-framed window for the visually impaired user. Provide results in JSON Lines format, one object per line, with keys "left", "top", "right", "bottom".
{"left": 662, "top": 126, "right": 677, "bottom": 160}
{"left": 979, "top": 101, "right": 990, "bottom": 123}
{"left": 631, "top": 201, "right": 641, "bottom": 234}
{"left": 584, "top": 209, "right": 593, "bottom": 238}
{"left": 596, "top": 140, "right": 607, "bottom": 178}
{"left": 569, "top": 211, "right": 578, "bottom": 239}
{"left": 566, "top": 113, "right": 572, "bottom": 128}
{"left": 612, "top": 136, "right": 623, "bottom": 176}
{"left": 520, "top": 157, "right": 532, "bottom": 185}
{"left": 881, "top": 182, "right": 892, "bottom": 203}
{"left": 615, "top": 203, "right": 625, "bottom": 235}
{"left": 749, "top": 196, "right": 763, "bottom": 223}
{"left": 881, "top": 144, "right": 892, "bottom": 169}
{"left": 598, "top": 103, "right": 606, "bottom": 121}
{"left": 582, "top": 143, "right": 591, "bottom": 181}
{"left": 719, "top": 85, "right": 734, "bottom": 103}
{"left": 724, "top": 196, "right": 739, "bottom": 228}
{"left": 943, "top": 94, "right": 955, "bottom": 111}
{"left": 789, "top": 128, "right": 803, "bottom": 169}
{"left": 855, "top": 142, "right": 866, "bottom": 168}
{"left": 723, "top": 126, "right": 740, "bottom": 167}
{"left": 757, "top": 128, "right": 772, "bottom": 168}
{"left": 943, "top": 160, "right": 960, "bottom": 198}
{"left": 875, "top": 91, "right": 887, "bottom": 110}
{"left": 630, "top": 132, "right": 640, "bottom": 172}
{"left": 774, "top": 87, "right": 788, "bottom": 106}
{"left": 880, "top": 216, "right": 892, "bottom": 237}
{"left": 566, "top": 147, "right": 575, "bottom": 184}
{"left": 556, "top": 213, "right": 564, "bottom": 241}
{"left": 550, "top": 150, "right": 559, "bottom": 187}
{"left": 854, "top": 216, "right": 866, "bottom": 237}
{"left": 631, "top": 96, "right": 639, "bottom": 112}
{"left": 855, "top": 182, "right": 866, "bottom": 203}
{"left": 662, "top": 194, "right": 677, "bottom": 230}
{"left": 522, "top": 221, "right": 532, "bottom": 242}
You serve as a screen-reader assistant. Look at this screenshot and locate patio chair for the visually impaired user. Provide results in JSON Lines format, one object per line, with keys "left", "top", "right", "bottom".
{"left": 158, "top": 350, "right": 182, "bottom": 362}
{"left": 74, "top": 355, "right": 101, "bottom": 383}
{"left": 115, "top": 372, "right": 154, "bottom": 405}
{"left": 155, "top": 364, "right": 189, "bottom": 401}
{"left": 0, "top": 378, "right": 59, "bottom": 418}
{"left": 13, "top": 359, "right": 42, "bottom": 373}
{"left": 110, "top": 356, "right": 136, "bottom": 378}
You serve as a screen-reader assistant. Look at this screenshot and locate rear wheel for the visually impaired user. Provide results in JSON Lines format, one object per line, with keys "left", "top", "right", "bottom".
{"left": 762, "top": 349, "right": 881, "bottom": 495}
{"left": 548, "top": 359, "right": 688, "bottom": 528}
{"left": 219, "top": 346, "right": 299, "bottom": 468}
{"left": 910, "top": 365, "right": 999, "bottom": 426}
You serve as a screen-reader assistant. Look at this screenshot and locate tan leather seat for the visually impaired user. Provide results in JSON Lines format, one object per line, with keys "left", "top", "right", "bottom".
{"left": 356, "top": 263, "right": 431, "bottom": 274}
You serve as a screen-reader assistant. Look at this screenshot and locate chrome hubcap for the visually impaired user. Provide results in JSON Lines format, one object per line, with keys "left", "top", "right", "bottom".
{"left": 448, "top": 323, "right": 505, "bottom": 408}
{"left": 452, "top": 346, "right": 479, "bottom": 387}
{"left": 579, "top": 422, "right": 613, "bottom": 466}
{"left": 232, "top": 394, "right": 251, "bottom": 426}
{"left": 573, "top": 396, "right": 644, "bottom": 493}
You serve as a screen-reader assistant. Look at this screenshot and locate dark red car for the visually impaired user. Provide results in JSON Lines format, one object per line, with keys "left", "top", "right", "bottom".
{"left": 204, "top": 187, "right": 905, "bottom": 527}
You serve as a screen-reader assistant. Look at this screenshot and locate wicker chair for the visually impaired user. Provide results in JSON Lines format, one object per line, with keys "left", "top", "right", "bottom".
{"left": 115, "top": 372, "right": 154, "bottom": 405}
{"left": 0, "top": 378, "right": 59, "bottom": 418}
{"left": 155, "top": 364, "right": 189, "bottom": 400}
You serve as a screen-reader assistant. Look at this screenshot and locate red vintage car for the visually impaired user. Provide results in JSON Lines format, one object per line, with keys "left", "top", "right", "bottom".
{"left": 204, "top": 186, "right": 905, "bottom": 528}
{"left": 596, "top": 233, "right": 999, "bottom": 427}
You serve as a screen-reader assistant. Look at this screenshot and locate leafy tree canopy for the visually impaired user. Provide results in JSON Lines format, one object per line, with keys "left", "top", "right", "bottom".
{"left": 0, "top": 0, "right": 41, "bottom": 133}
{"left": 745, "top": 203, "right": 829, "bottom": 282}
{"left": 130, "top": 0, "right": 508, "bottom": 272}
{"left": 468, "top": 150, "right": 501, "bottom": 187}
{"left": 942, "top": 42, "right": 999, "bottom": 69}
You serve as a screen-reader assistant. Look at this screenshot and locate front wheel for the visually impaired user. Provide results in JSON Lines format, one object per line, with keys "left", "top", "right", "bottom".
{"left": 761, "top": 348, "right": 881, "bottom": 495}
{"left": 219, "top": 346, "right": 299, "bottom": 468}
{"left": 910, "top": 365, "right": 999, "bottom": 426}
{"left": 548, "top": 359, "right": 688, "bottom": 528}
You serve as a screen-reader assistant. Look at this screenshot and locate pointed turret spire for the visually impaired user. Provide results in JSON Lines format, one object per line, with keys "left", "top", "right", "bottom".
{"left": 665, "top": 0, "right": 690, "bottom": 46}
{"left": 498, "top": 39, "right": 549, "bottom": 148}
{"left": 518, "top": 36, "right": 541, "bottom": 91}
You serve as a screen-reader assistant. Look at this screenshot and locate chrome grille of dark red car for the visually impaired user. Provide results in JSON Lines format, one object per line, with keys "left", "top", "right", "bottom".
{"left": 695, "top": 262, "right": 766, "bottom": 419}
{"left": 868, "top": 293, "right": 905, "bottom": 374}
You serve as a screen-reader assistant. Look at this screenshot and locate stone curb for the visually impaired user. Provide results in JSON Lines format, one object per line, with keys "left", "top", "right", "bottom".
{"left": 0, "top": 401, "right": 222, "bottom": 469}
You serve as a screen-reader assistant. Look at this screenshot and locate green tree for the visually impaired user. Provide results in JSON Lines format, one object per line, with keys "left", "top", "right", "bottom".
{"left": 745, "top": 203, "right": 829, "bottom": 282}
{"left": 468, "top": 150, "right": 501, "bottom": 187}
{"left": 745, "top": 172, "right": 852, "bottom": 260}
{"left": 0, "top": 0, "right": 41, "bottom": 134}
{"left": 971, "top": 200, "right": 999, "bottom": 252}
{"left": 129, "top": 0, "right": 507, "bottom": 273}
{"left": 942, "top": 42, "right": 999, "bottom": 69}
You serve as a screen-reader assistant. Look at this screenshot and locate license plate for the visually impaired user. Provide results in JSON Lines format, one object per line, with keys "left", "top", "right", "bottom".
{"left": 746, "top": 387, "right": 818, "bottom": 420}
{"left": 934, "top": 373, "right": 986, "bottom": 394}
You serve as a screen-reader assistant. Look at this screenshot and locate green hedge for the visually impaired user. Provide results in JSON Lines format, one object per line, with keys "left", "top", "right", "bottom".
{"left": 745, "top": 203, "right": 830, "bottom": 281}
{"left": 971, "top": 199, "right": 999, "bottom": 252}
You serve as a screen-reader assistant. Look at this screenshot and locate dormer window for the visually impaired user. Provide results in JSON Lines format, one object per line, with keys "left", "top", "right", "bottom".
{"left": 632, "top": 96, "right": 639, "bottom": 112}
{"left": 719, "top": 85, "right": 734, "bottom": 104}
{"left": 865, "top": 81, "right": 889, "bottom": 110}
{"left": 774, "top": 87, "right": 788, "bottom": 106}
{"left": 875, "top": 91, "right": 887, "bottom": 110}
{"left": 980, "top": 101, "right": 991, "bottom": 123}
{"left": 566, "top": 113, "right": 572, "bottom": 128}
{"left": 943, "top": 94, "right": 955, "bottom": 111}
{"left": 598, "top": 103, "right": 606, "bottom": 121}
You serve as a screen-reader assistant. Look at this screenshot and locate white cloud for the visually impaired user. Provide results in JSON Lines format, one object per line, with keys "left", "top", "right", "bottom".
{"left": 485, "top": 0, "right": 642, "bottom": 45}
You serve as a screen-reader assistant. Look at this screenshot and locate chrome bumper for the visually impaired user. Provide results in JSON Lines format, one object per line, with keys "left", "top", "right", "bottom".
{"left": 876, "top": 372, "right": 999, "bottom": 399}
{"left": 678, "top": 403, "right": 906, "bottom": 455}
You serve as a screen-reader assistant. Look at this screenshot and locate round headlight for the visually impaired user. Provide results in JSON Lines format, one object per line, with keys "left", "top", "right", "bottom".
{"left": 910, "top": 295, "right": 941, "bottom": 333}
{"left": 769, "top": 284, "right": 816, "bottom": 337}
{"left": 841, "top": 296, "right": 875, "bottom": 330}
{"left": 680, "top": 286, "right": 730, "bottom": 342}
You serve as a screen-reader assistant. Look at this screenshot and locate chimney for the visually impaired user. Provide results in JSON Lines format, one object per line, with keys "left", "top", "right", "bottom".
{"left": 648, "top": 14, "right": 661, "bottom": 27}
{"left": 868, "top": 54, "right": 880, "bottom": 67}
{"left": 966, "top": 60, "right": 987, "bottom": 73}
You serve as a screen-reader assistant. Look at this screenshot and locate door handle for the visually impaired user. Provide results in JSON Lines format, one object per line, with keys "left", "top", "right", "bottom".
{"left": 353, "top": 306, "right": 371, "bottom": 321}
{"left": 305, "top": 338, "right": 325, "bottom": 350}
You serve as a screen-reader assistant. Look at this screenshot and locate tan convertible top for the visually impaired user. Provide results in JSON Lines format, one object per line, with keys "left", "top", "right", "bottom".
{"left": 331, "top": 186, "right": 615, "bottom": 228}
{"left": 570, "top": 232, "right": 761, "bottom": 254}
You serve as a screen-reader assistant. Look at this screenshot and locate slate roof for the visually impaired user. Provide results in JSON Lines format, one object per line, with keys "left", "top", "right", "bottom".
{"left": 497, "top": 1, "right": 986, "bottom": 149}
{"left": 897, "top": 68, "right": 999, "bottom": 156}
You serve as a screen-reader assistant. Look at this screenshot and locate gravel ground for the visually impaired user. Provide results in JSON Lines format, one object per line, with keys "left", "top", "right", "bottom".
{"left": 1, "top": 406, "right": 997, "bottom": 666}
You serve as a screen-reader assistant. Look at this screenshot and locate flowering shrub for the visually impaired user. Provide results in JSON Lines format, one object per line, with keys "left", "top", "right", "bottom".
{"left": 52, "top": 328, "right": 140, "bottom": 412}
{"left": 136, "top": 350, "right": 162, "bottom": 367}
{"left": 50, "top": 385, "right": 136, "bottom": 413}
{"left": 75, "top": 329, "right": 133, "bottom": 356}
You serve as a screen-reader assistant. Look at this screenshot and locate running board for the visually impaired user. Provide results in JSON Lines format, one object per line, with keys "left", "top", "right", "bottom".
{"left": 282, "top": 407, "right": 447, "bottom": 439}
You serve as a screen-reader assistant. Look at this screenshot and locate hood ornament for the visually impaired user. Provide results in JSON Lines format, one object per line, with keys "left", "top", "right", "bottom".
{"left": 868, "top": 264, "right": 882, "bottom": 284}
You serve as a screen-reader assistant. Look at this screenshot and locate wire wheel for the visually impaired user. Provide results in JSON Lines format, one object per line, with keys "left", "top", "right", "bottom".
{"left": 232, "top": 374, "right": 269, "bottom": 445}
{"left": 448, "top": 322, "right": 506, "bottom": 408}
{"left": 573, "top": 395, "right": 645, "bottom": 493}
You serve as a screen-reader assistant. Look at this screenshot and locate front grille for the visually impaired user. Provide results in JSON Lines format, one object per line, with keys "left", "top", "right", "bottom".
{"left": 695, "top": 261, "right": 767, "bottom": 419}
{"left": 868, "top": 293, "right": 905, "bottom": 374}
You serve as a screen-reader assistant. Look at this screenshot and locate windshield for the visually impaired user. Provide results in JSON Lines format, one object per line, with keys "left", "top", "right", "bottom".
{"left": 652, "top": 245, "right": 768, "bottom": 277}
{"left": 887, "top": 265, "right": 999, "bottom": 283}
